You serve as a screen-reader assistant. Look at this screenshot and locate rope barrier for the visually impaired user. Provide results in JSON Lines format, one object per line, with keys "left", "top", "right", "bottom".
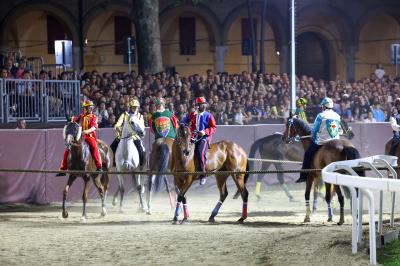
{"left": 247, "top": 158, "right": 302, "bottom": 164}
{"left": 0, "top": 167, "right": 319, "bottom": 176}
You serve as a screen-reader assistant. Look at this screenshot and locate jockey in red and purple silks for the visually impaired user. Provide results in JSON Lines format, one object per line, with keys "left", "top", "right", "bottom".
{"left": 181, "top": 96, "right": 216, "bottom": 185}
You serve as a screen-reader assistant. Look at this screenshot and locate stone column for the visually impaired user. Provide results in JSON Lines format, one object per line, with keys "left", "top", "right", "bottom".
{"left": 73, "top": 46, "right": 82, "bottom": 72}
{"left": 344, "top": 45, "right": 357, "bottom": 81}
{"left": 214, "top": 46, "right": 228, "bottom": 73}
{"left": 279, "top": 45, "right": 289, "bottom": 74}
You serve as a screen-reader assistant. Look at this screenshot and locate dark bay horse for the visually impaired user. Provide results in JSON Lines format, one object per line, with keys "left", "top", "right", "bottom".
{"left": 282, "top": 116, "right": 362, "bottom": 225}
{"left": 62, "top": 122, "right": 113, "bottom": 222}
{"left": 146, "top": 137, "right": 175, "bottom": 214}
{"left": 248, "top": 133, "right": 304, "bottom": 201}
{"left": 171, "top": 125, "right": 249, "bottom": 224}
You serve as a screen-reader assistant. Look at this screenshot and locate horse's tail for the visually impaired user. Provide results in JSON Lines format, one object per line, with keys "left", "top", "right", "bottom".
{"left": 248, "top": 137, "right": 265, "bottom": 170}
{"left": 154, "top": 142, "right": 170, "bottom": 192}
{"left": 341, "top": 146, "right": 364, "bottom": 199}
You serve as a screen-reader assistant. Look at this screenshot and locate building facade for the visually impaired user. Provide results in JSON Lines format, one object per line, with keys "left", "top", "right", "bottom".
{"left": 0, "top": 0, "right": 399, "bottom": 80}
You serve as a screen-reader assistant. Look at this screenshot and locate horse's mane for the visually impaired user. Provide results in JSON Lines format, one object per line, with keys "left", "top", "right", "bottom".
{"left": 293, "top": 117, "right": 312, "bottom": 135}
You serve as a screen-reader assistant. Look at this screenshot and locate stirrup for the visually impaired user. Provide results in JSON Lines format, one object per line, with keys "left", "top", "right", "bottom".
{"left": 199, "top": 176, "right": 207, "bottom": 186}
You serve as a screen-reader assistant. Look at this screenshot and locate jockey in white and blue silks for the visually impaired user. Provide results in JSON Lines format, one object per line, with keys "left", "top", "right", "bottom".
{"left": 296, "top": 97, "right": 342, "bottom": 183}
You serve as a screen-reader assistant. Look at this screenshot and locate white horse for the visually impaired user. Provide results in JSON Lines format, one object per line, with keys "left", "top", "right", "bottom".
{"left": 113, "top": 114, "right": 146, "bottom": 212}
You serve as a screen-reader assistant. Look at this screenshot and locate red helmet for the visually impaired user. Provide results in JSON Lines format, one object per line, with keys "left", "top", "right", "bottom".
{"left": 195, "top": 97, "right": 207, "bottom": 105}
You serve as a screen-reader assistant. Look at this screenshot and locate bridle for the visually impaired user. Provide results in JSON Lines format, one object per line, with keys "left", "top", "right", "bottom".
{"left": 284, "top": 117, "right": 311, "bottom": 144}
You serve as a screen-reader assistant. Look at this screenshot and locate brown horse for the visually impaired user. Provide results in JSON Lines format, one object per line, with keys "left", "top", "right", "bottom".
{"left": 61, "top": 122, "right": 113, "bottom": 223}
{"left": 282, "top": 115, "right": 362, "bottom": 224}
{"left": 146, "top": 137, "right": 175, "bottom": 214}
{"left": 171, "top": 124, "right": 249, "bottom": 224}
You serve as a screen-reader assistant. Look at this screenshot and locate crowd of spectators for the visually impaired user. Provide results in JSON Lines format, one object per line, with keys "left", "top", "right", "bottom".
{"left": 2, "top": 53, "right": 400, "bottom": 127}
{"left": 79, "top": 68, "right": 400, "bottom": 128}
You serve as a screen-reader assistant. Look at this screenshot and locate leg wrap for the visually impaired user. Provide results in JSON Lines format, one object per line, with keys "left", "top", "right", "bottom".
{"left": 211, "top": 201, "right": 222, "bottom": 218}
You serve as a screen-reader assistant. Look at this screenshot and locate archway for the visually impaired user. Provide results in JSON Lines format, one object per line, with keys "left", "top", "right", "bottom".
{"left": 297, "top": 32, "right": 330, "bottom": 80}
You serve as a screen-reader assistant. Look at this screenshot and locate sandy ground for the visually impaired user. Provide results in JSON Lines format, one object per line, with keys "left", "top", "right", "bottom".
{"left": 0, "top": 182, "right": 395, "bottom": 266}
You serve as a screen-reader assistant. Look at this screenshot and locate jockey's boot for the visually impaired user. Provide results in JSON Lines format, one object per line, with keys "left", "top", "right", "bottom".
{"left": 56, "top": 171, "right": 66, "bottom": 177}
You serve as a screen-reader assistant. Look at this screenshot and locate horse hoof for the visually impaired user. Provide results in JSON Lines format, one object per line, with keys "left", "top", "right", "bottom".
{"left": 62, "top": 211, "right": 68, "bottom": 218}
{"left": 208, "top": 217, "right": 216, "bottom": 223}
{"left": 172, "top": 217, "right": 178, "bottom": 225}
{"left": 256, "top": 195, "right": 261, "bottom": 201}
{"left": 312, "top": 209, "right": 317, "bottom": 214}
{"left": 237, "top": 217, "right": 246, "bottom": 223}
{"left": 80, "top": 217, "right": 87, "bottom": 223}
{"left": 180, "top": 218, "right": 189, "bottom": 225}
{"left": 304, "top": 217, "right": 310, "bottom": 223}
{"left": 112, "top": 199, "right": 118, "bottom": 206}
{"left": 101, "top": 208, "right": 107, "bottom": 217}
{"left": 289, "top": 197, "right": 296, "bottom": 202}
{"left": 146, "top": 209, "right": 152, "bottom": 215}
{"left": 119, "top": 208, "right": 125, "bottom": 213}
{"left": 327, "top": 218, "right": 333, "bottom": 222}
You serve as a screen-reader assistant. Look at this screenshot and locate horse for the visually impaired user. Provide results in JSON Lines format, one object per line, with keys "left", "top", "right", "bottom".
{"left": 248, "top": 133, "right": 304, "bottom": 201}
{"left": 171, "top": 124, "right": 249, "bottom": 224}
{"left": 112, "top": 114, "right": 146, "bottom": 212}
{"left": 61, "top": 121, "right": 113, "bottom": 223}
{"left": 282, "top": 115, "right": 362, "bottom": 225}
{"left": 146, "top": 137, "right": 175, "bottom": 214}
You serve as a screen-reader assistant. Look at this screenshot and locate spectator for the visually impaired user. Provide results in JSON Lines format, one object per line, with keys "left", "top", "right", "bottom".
{"left": 364, "top": 112, "right": 377, "bottom": 123}
{"left": 374, "top": 64, "right": 385, "bottom": 79}
{"left": 371, "top": 103, "right": 385, "bottom": 122}
{"left": 16, "top": 119, "right": 26, "bottom": 129}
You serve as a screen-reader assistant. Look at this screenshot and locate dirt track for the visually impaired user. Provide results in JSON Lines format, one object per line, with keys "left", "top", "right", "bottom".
{"left": 0, "top": 183, "right": 390, "bottom": 266}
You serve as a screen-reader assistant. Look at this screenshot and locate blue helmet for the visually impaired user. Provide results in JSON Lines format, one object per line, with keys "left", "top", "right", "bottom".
{"left": 320, "top": 97, "right": 334, "bottom": 109}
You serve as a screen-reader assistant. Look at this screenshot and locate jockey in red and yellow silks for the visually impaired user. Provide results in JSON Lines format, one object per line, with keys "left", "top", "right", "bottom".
{"left": 58, "top": 100, "right": 102, "bottom": 175}
{"left": 181, "top": 96, "right": 217, "bottom": 185}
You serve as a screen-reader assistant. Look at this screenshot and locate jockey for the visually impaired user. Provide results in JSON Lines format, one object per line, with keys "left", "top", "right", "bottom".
{"left": 389, "top": 98, "right": 400, "bottom": 155}
{"left": 182, "top": 96, "right": 217, "bottom": 185}
{"left": 111, "top": 99, "right": 146, "bottom": 166}
{"left": 149, "top": 97, "right": 179, "bottom": 140}
{"left": 56, "top": 100, "right": 102, "bottom": 176}
{"left": 296, "top": 97, "right": 342, "bottom": 183}
{"left": 295, "top": 97, "right": 309, "bottom": 123}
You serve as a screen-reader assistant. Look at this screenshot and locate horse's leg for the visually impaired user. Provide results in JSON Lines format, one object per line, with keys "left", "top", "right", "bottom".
{"left": 304, "top": 176, "right": 314, "bottom": 222}
{"left": 255, "top": 162, "right": 270, "bottom": 200}
{"left": 325, "top": 182, "right": 333, "bottom": 222}
{"left": 163, "top": 175, "right": 175, "bottom": 210}
{"left": 62, "top": 175, "right": 77, "bottom": 218}
{"left": 102, "top": 173, "right": 110, "bottom": 207}
{"left": 134, "top": 174, "right": 146, "bottom": 212}
{"left": 335, "top": 185, "right": 345, "bottom": 225}
{"left": 172, "top": 177, "right": 185, "bottom": 224}
{"left": 176, "top": 176, "right": 194, "bottom": 224}
{"left": 81, "top": 176, "right": 90, "bottom": 223}
{"left": 232, "top": 173, "right": 249, "bottom": 223}
{"left": 312, "top": 178, "right": 321, "bottom": 214}
{"left": 208, "top": 175, "right": 229, "bottom": 223}
{"left": 146, "top": 174, "right": 156, "bottom": 215}
{"left": 93, "top": 174, "right": 107, "bottom": 217}
{"left": 275, "top": 163, "right": 294, "bottom": 201}
{"left": 115, "top": 175, "right": 125, "bottom": 212}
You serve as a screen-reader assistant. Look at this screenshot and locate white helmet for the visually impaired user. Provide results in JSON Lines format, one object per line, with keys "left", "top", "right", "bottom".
{"left": 320, "top": 97, "right": 334, "bottom": 109}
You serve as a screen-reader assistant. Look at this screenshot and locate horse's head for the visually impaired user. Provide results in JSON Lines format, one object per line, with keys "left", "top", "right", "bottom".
{"left": 176, "top": 124, "right": 193, "bottom": 157}
{"left": 282, "top": 116, "right": 297, "bottom": 144}
{"left": 128, "top": 115, "right": 145, "bottom": 137}
{"left": 63, "top": 122, "right": 82, "bottom": 146}
{"left": 282, "top": 115, "right": 311, "bottom": 144}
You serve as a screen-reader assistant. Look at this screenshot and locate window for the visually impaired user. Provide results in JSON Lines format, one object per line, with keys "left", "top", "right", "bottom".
{"left": 242, "top": 18, "right": 257, "bottom": 56}
{"left": 179, "top": 17, "right": 196, "bottom": 55}
{"left": 114, "top": 16, "right": 132, "bottom": 55}
{"left": 47, "top": 15, "right": 68, "bottom": 54}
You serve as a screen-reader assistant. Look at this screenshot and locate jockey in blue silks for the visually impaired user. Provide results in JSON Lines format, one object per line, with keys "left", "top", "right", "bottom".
{"left": 181, "top": 96, "right": 217, "bottom": 185}
{"left": 296, "top": 97, "right": 342, "bottom": 183}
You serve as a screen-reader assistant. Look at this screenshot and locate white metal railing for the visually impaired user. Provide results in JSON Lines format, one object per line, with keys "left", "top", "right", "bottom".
{"left": 0, "top": 79, "right": 81, "bottom": 123}
{"left": 322, "top": 155, "right": 398, "bottom": 265}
